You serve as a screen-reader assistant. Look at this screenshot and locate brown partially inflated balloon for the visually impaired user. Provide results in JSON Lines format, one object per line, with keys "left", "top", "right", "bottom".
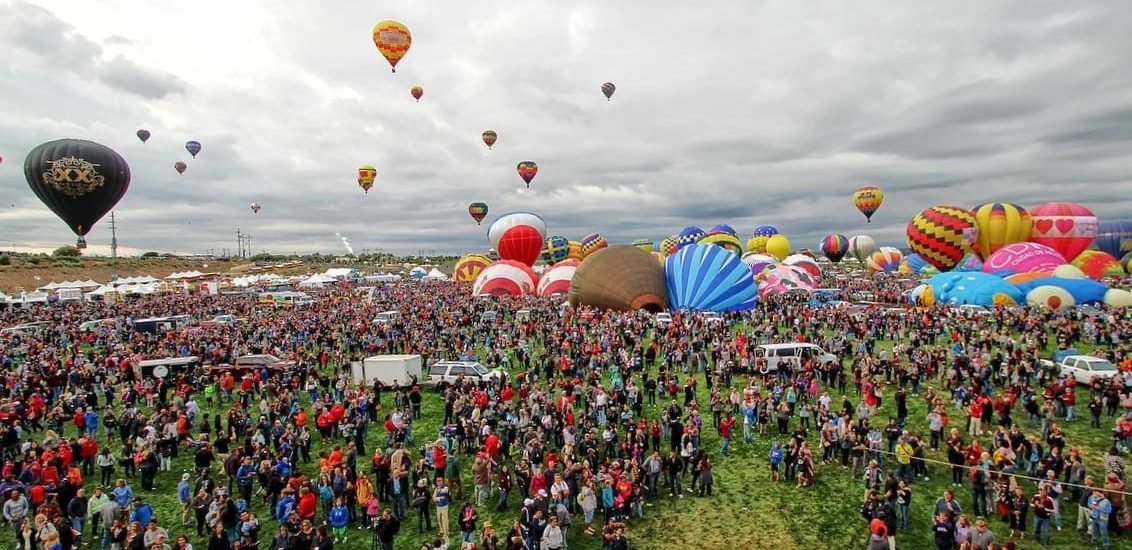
{"left": 568, "top": 245, "right": 667, "bottom": 312}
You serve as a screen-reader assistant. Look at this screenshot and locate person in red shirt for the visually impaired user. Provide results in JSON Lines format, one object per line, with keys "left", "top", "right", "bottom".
{"left": 719, "top": 415, "right": 735, "bottom": 456}
{"left": 432, "top": 442, "right": 447, "bottom": 479}
{"left": 297, "top": 487, "right": 317, "bottom": 520}
{"left": 484, "top": 432, "right": 501, "bottom": 461}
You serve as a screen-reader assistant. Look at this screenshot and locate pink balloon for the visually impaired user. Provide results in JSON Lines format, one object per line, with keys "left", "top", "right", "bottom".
{"left": 982, "top": 242, "right": 1065, "bottom": 274}
{"left": 1029, "top": 202, "right": 1097, "bottom": 262}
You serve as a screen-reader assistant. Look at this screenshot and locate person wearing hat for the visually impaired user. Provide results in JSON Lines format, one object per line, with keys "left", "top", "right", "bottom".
{"left": 479, "top": 521, "right": 499, "bottom": 550}
{"left": 411, "top": 479, "right": 432, "bottom": 533}
{"left": 432, "top": 477, "right": 451, "bottom": 544}
{"left": 177, "top": 474, "right": 193, "bottom": 527}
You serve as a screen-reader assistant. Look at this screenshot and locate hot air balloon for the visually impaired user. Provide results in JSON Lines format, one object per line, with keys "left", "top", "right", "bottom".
{"left": 472, "top": 260, "right": 539, "bottom": 296}
{"left": 741, "top": 253, "right": 778, "bottom": 276}
{"left": 757, "top": 264, "right": 817, "bottom": 297}
{"left": 753, "top": 225, "right": 779, "bottom": 238}
{"left": 357, "top": 165, "right": 377, "bottom": 193}
{"left": 666, "top": 245, "right": 758, "bottom": 312}
{"left": 970, "top": 203, "right": 1031, "bottom": 260}
{"left": 1071, "top": 250, "right": 1123, "bottom": 280}
{"left": 410, "top": 85, "right": 423, "bottom": 101}
{"left": 185, "top": 141, "right": 201, "bottom": 158}
{"left": 568, "top": 246, "right": 668, "bottom": 311}
{"left": 852, "top": 186, "right": 884, "bottom": 223}
{"left": 659, "top": 236, "right": 679, "bottom": 256}
{"left": 372, "top": 20, "right": 411, "bottom": 73}
{"left": 453, "top": 253, "right": 491, "bottom": 283}
{"left": 537, "top": 260, "right": 579, "bottom": 297}
{"left": 631, "top": 239, "right": 655, "bottom": 252}
{"left": 783, "top": 254, "right": 822, "bottom": 281}
{"left": 174, "top": 162, "right": 187, "bottom": 174}
{"left": 250, "top": 202, "right": 261, "bottom": 214}
{"left": 468, "top": 202, "right": 488, "bottom": 225}
{"left": 981, "top": 242, "right": 1064, "bottom": 275}
{"left": 866, "top": 247, "right": 903, "bottom": 273}
{"left": 566, "top": 241, "right": 584, "bottom": 261}
{"left": 819, "top": 234, "right": 849, "bottom": 263}
{"left": 580, "top": 233, "right": 608, "bottom": 257}
{"left": 487, "top": 212, "right": 546, "bottom": 266}
{"left": 136, "top": 129, "right": 150, "bottom": 143}
{"left": 1093, "top": 220, "right": 1132, "bottom": 259}
{"left": 516, "top": 161, "right": 538, "bottom": 188}
{"left": 906, "top": 205, "right": 978, "bottom": 271}
{"left": 1029, "top": 202, "right": 1098, "bottom": 263}
{"left": 541, "top": 236, "right": 570, "bottom": 264}
{"left": 482, "top": 130, "right": 497, "bottom": 149}
{"left": 847, "top": 235, "right": 875, "bottom": 263}
{"left": 675, "top": 226, "right": 705, "bottom": 250}
{"left": 698, "top": 230, "right": 743, "bottom": 254}
{"left": 601, "top": 82, "right": 616, "bottom": 100}
{"left": 24, "top": 139, "right": 130, "bottom": 249}
{"left": 765, "top": 234, "right": 791, "bottom": 261}
{"left": 746, "top": 236, "right": 769, "bottom": 254}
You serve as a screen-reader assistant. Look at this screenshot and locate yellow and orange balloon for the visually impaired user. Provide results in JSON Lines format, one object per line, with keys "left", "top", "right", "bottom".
{"left": 852, "top": 186, "right": 884, "bottom": 223}
{"left": 357, "top": 165, "right": 377, "bottom": 194}
{"left": 372, "top": 20, "right": 411, "bottom": 73}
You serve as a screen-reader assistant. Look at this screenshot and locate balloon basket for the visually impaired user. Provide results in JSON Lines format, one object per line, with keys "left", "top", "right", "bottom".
{"left": 76, "top": 237, "right": 87, "bottom": 249}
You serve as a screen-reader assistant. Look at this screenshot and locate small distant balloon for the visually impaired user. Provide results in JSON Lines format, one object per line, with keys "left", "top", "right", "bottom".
{"left": 482, "top": 130, "right": 497, "bottom": 149}
{"left": 410, "top": 85, "right": 423, "bottom": 102}
{"left": 468, "top": 202, "right": 488, "bottom": 225}
{"left": 852, "top": 186, "right": 884, "bottom": 223}
{"left": 174, "top": 161, "right": 187, "bottom": 174}
{"left": 357, "top": 165, "right": 377, "bottom": 193}
{"left": 250, "top": 202, "right": 261, "bottom": 214}
{"left": 601, "top": 82, "right": 616, "bottom": 100}
{"left": 136, "top": 129, "right": 150, "bottom": 143}
{"left": 372, "top": 20, "right": 411, "bottom": 73}
{"left": 185, "top": 140, "right": 202, "bottom": 158}
{"left": 516, "top": 161, "right": 538, "bottom": 188}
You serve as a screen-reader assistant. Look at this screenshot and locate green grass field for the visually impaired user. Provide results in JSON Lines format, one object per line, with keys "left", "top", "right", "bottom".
{"left": 40, "top": 330, "right": 1122, "bottom": 550}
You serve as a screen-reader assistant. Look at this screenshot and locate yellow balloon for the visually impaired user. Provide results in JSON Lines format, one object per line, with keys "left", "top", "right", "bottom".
{"left": 765, "top": 234, "right": 791, "bottom": 260}
{"left": 372, "top": 20, "right": 412, "bottom": 73}
{"left": 746, "top": 235, "right": 769, "bottom": 254}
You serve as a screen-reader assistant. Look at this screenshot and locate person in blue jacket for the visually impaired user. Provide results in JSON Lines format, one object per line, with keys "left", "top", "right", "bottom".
{"left": 275, "top": 490, "right": 296, "bottom": 522}
{"left": 328, "top": 497, "right": 350, "bottom": 543}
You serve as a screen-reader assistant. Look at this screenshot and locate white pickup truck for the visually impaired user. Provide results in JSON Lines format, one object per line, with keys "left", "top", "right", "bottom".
{"left": 1040, "top": 350, "right": 1121, "bottom": 384}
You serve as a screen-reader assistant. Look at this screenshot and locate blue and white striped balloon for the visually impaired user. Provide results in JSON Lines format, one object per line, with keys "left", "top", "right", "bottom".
{"left": 665, "top": 244, "right": 758, "bottom": 312}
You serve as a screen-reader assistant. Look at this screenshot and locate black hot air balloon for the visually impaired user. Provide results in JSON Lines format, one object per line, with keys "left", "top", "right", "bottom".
{"left": 136, "top": 129, "right": 150, "bottom": 143}
{"left": 24, "top": 139, "right": 131, "bottom": 249}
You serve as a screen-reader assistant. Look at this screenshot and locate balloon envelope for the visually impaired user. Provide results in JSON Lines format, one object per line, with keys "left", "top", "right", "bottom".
{"left": 541, "top": 235, "right": 570, "bottom": 265}
{"left": 666, "top": 244, "right": 758, "bottom": 312}
{"left": 516, "top": 161, "right": 538, "bottom": 187}
{"left": 472, "top": 260, "right": 538, "bottom": 296}
{"left": 136, "top": 129, "right": 150, "bottom": 143}
{"left": 848, "top": 235, "right": 875, "bottom": 263}
{"left": 453, "top": 254, "right": 492, "bottom": 283}
{"left": 410, "top": 86, "right": 423, "bottom": 101}
{"left": 906, "top": 205, "right": 978, "bottom": 271}
{"left": 852, "top": 186, "right": 884, "bottom": 222}
{"left": 372, "top": 20, "right": 411, "bottom": 72}
{"left": 765, "top": 234, "right": 791, "bottom": 260}
{"left": 24, "top": 138, "right": 130, "bottom": 248}
{"left": 981, "top": 242, "right": 1064, "bottom": 275}
{"left": 568, "top": 246, "right": 668, "bottom": 311}
{"left": 970, "top": 203, "right": 1031, "bottom": 260}
{"left": 174, "top": 162, "right": 187, "bottom": 174}
{"left": 468, "top": 202, "right": 488, "bottom": 224}
{"left": 482, "top": 130, "right": 497, "bottom": 149}
{"left": 820, "top": 234, "right": 849, "bottom": 263}
{"left": 1029, "top": 202, "right": 1098, "bottom": 263}
{"left": 601, "top": 82, "right": 616, "bottom": 99}
{"left": 185, "top": 140, "right": 201, "bottom": 158}
{"left": 1094, "top": 219, "right": 1132, "bottom": 259}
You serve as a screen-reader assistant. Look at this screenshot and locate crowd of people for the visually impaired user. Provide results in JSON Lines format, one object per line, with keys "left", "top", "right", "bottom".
{"left": 0, "top": 270, "right": 1129, "bottom": 550}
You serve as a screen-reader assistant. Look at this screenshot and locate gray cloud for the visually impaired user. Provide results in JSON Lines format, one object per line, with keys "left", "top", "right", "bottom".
{"left": 98, "top": 56, "right": 186, "bottom": 99}
{"left": 2, "top": 0, "right": 1132, "bottom": 258}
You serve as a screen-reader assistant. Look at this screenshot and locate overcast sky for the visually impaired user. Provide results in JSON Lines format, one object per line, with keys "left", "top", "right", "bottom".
{"left": 1, "top": 1, "right": 1130, "bottom": 257}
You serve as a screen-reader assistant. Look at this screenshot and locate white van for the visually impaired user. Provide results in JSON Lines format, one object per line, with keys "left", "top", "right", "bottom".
{"left": 754, "top": 343, "right": 838, "bottom": 372}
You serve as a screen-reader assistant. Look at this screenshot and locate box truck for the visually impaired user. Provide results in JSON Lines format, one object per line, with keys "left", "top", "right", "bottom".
{"left": 351, "top": 354, "right": 422, "bottom": 386}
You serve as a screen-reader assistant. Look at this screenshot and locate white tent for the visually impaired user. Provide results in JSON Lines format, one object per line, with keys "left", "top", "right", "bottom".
{"left": 37, "top": 281, "right": 61, "bottom": 291}
{"left": 298, "top": 274, "right": 337, "bottom": 288}
{"left": 323, "top": 268, "right": 356, "bottom": 280}
{"left": 424, "top": 268, "right": 447, "bottom": 280}
{"left": 165, "top": 270, "right": 205, "bottom": 280}
{"left": 85, "top": 285, "right": 119, "bottom": 299}
{"left": 56, "top": 280, "right": 100, "bottom": 290}
{"left": 112, "top": 275, "right": 160, "bottom": 286}
{"left": 409, "top": 266, "right": 427, "bottom": 279}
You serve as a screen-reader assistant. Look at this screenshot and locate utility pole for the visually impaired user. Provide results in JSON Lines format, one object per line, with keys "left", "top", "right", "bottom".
{"left": 109, "top": 212, "right": 119, "bottom": 281}
{"left": 236, "top": 228, "right": 242, "bottom": 259}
